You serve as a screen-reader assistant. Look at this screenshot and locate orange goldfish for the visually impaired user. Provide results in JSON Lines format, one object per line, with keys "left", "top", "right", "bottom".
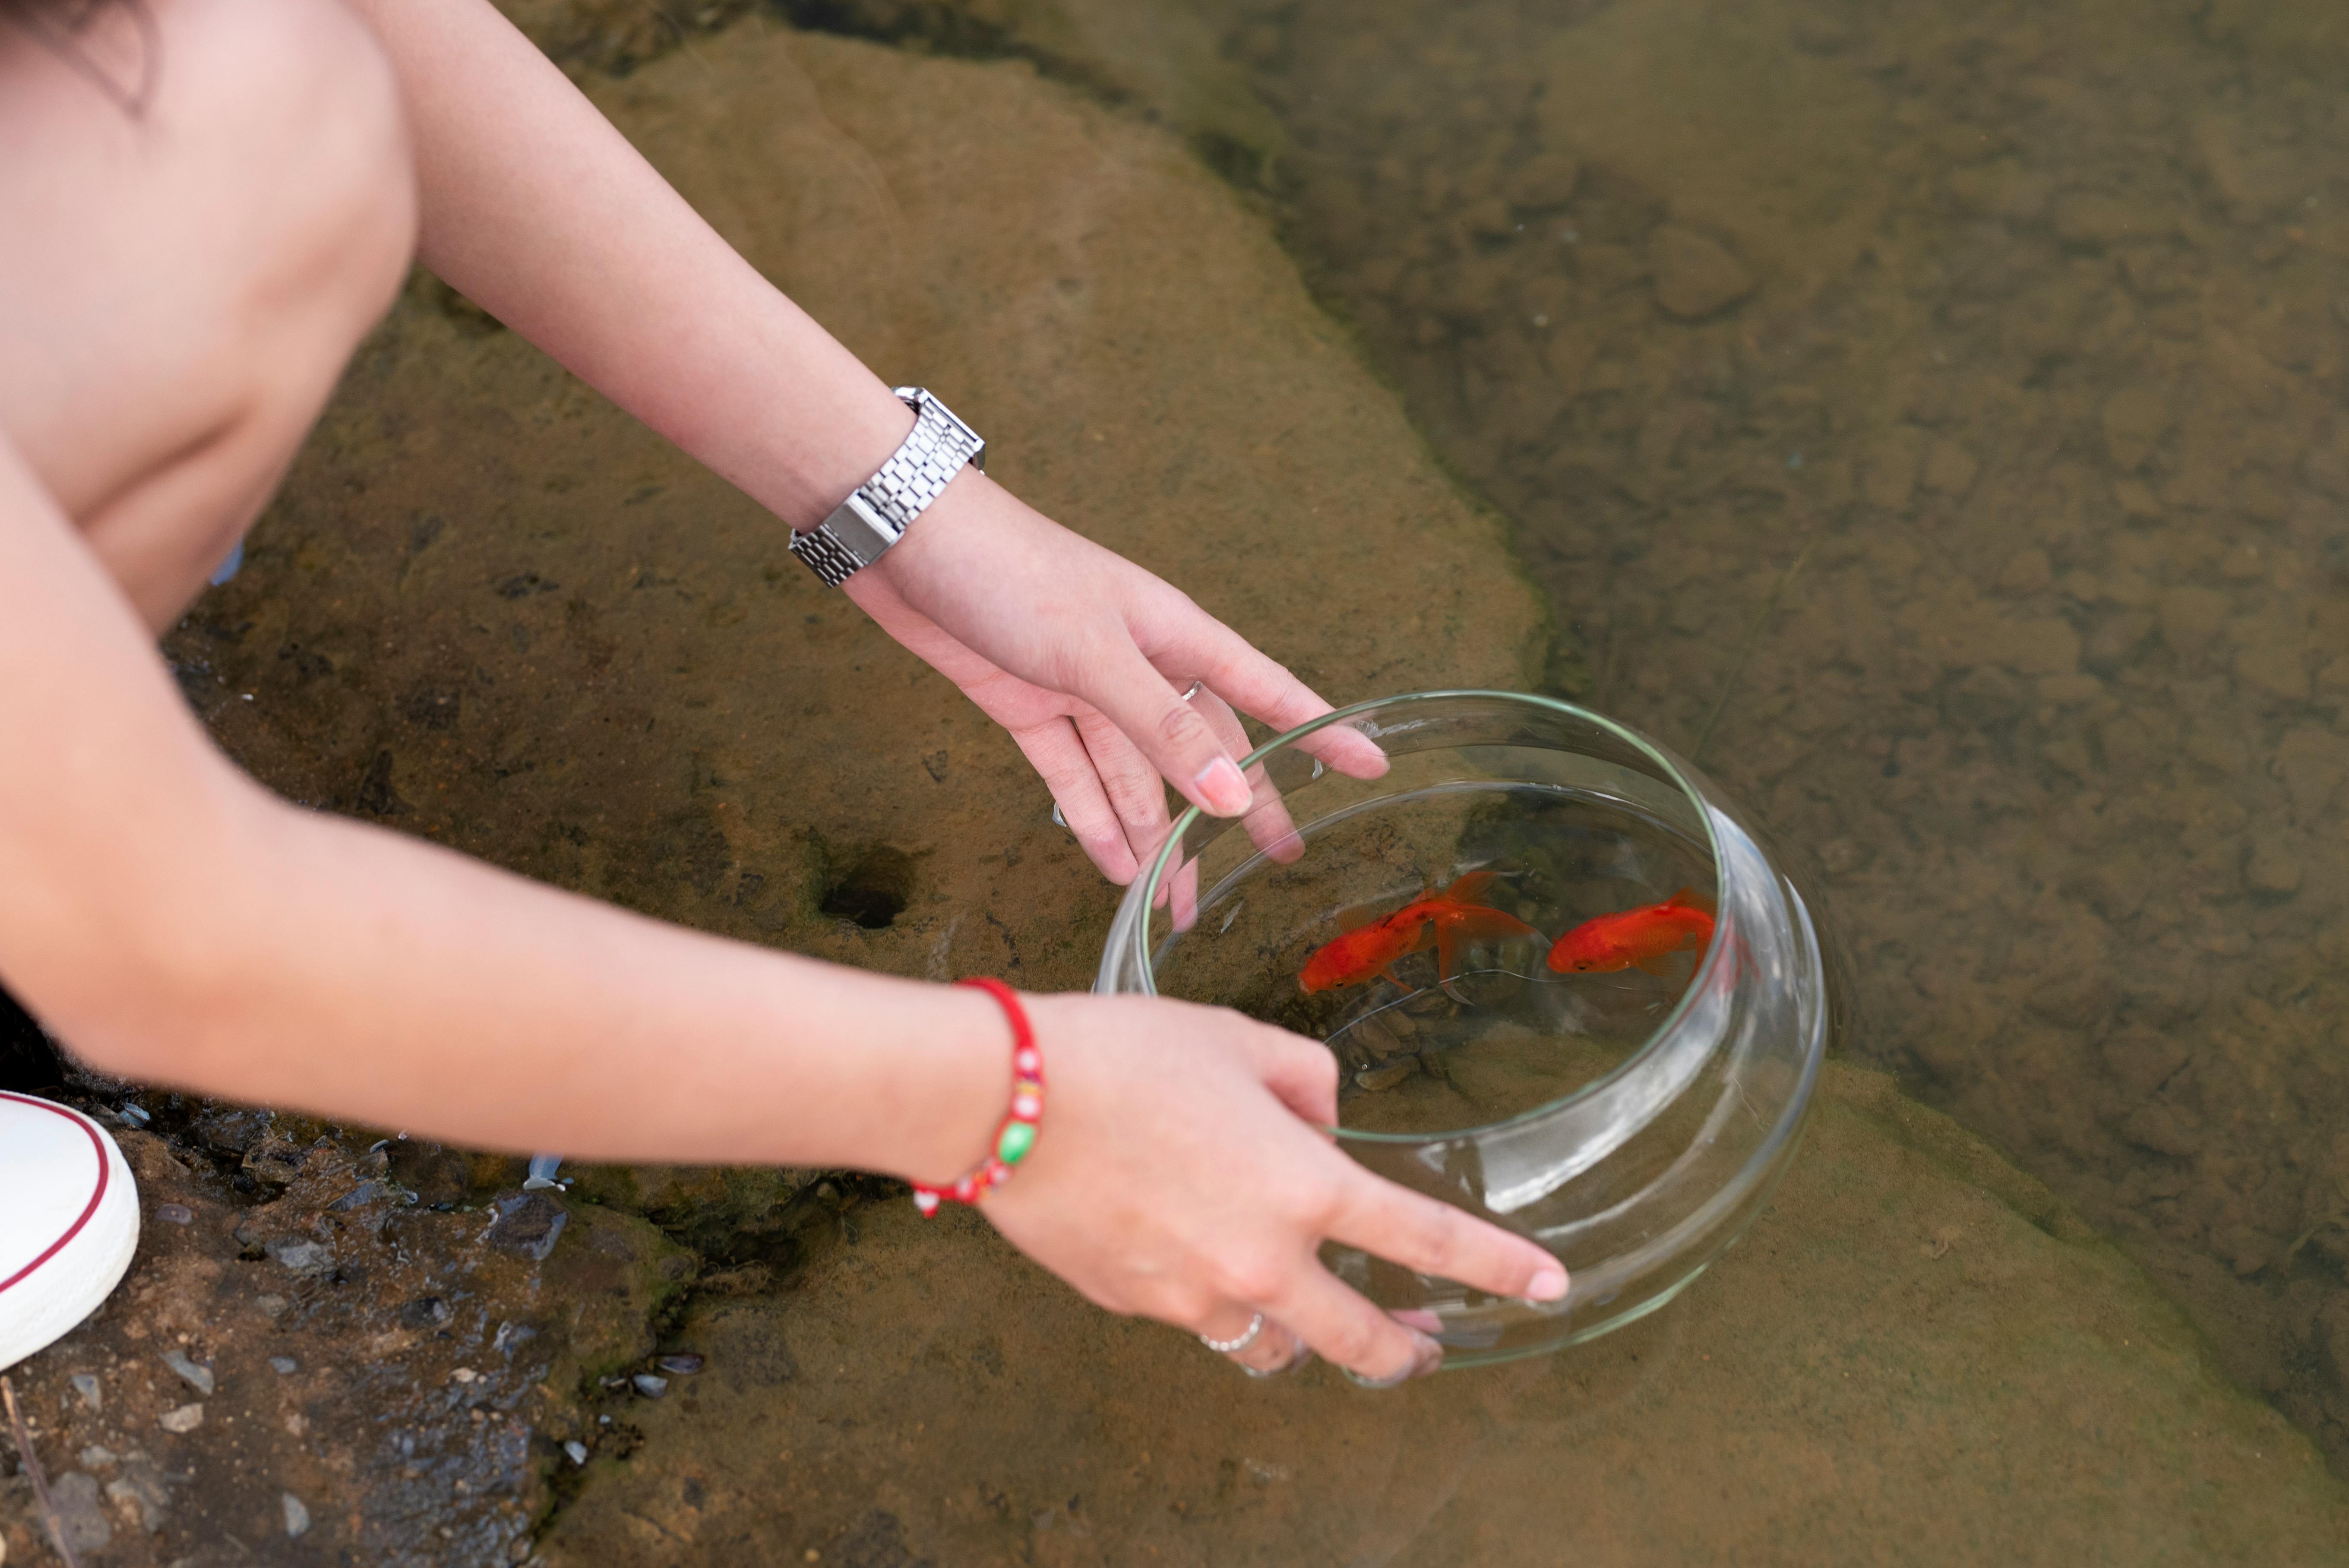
{"left": 1546, "top": 888, "right": 1715, "bottom": 976}
{"left": 1300, "top": 870, "right": 1541, "bottom": 993}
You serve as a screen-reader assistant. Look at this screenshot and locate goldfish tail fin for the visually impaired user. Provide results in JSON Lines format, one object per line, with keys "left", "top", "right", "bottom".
{"left": 1443, "top": 869, "right": 1501, "bottom": 903}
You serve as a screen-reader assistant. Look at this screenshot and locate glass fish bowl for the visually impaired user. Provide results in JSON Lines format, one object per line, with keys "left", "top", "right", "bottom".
{"left": 1094, "top": 689, "right": 1833, "bottom": 1366}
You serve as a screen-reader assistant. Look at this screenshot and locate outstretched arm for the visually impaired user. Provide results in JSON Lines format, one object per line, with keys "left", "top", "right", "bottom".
{"left": 344, "top": 0, "right": 1383, "bottom": 883}
{"left": 0, "top": 420, "right": 1558, "bottom": 1382}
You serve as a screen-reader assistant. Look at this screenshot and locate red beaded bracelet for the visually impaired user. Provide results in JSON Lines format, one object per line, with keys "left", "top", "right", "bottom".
{"left": 911, "top": 977, "right": 1044, "bottom": 1217}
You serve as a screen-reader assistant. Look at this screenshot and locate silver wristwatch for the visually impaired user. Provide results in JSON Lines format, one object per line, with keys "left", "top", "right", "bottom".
{"left": 787, "top": 387, "right": 986, "bottom": 587}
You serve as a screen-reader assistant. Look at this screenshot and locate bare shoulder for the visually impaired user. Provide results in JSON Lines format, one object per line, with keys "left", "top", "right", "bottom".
{"left": 0, "top": 0, "right": 415, "bottom": 626}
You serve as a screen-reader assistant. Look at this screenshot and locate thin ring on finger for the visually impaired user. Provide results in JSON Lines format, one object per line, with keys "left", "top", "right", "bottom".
{"left": 1197, "top": 1309, "right": 1312, "bottom": 1378}
{"left": 1199, "top": 1311, "right": 1263, "bottom": 1354}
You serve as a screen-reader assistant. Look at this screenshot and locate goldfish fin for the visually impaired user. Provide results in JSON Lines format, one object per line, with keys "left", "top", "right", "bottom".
{"left": 1442, "top": 869, "right": 1500, "bottom": 903}
{"left": 1445, "top": 906, "right": 1542, "bottom": 942}
{"left": 1435, "top": 921, "right": 1460, "bottom": 983}
{"left": 1663, "top": 886, "right": 1719, "bottom": 917}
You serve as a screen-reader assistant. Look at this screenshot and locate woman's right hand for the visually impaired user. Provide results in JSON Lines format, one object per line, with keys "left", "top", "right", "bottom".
{"left": 978, "top": 991, "right": 1569, "bottom": 1385}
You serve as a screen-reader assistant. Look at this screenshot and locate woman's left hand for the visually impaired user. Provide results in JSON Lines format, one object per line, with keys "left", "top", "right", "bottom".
{"left": 843, "top": 469, "right": 1386, "bottom": 885}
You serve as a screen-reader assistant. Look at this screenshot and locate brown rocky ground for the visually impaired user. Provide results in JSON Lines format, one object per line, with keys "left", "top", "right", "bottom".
{"left": 9, "top": 10, "right": 2349, "bottom": 1565}
{"left": 3, "top": 1114, "right": 696, "bottom": 1566}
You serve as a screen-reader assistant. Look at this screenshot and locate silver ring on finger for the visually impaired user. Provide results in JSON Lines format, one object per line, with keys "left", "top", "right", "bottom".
{"left": 1198, "top": 1310, "right": 1265, "bottom": 1355}
{"left": 1176, "top": 678, "right": 1205, "bottom": 702}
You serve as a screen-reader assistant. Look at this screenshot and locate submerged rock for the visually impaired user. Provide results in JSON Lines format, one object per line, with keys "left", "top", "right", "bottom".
{"left": 1647, "top": 225, "right": 1755, "bottom": 320}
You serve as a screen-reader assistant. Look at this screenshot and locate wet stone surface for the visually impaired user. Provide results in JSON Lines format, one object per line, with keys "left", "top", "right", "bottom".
{"left": 873, "top": 0, "right": 2349, "bottom": 1476}
{"left": 2, "top": 1094, "right": 696, "bottom": 1566}
{"left": 534, "top": 1065, "right": 2349, "bottom": 1567}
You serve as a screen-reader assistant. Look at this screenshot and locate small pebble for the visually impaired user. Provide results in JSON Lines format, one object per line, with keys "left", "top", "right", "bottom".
{"left": 118, "top": 1103, "right": 151, "bottom": 1127}
{"left": 69, "top": 1373, "right": 101, "bottom": 1411}
{"left": 655, "top": 1353, "right": 705, "bottom": 1376}
{"left": 632, "top": 1374, "right": 670, "bottom": 1399}
{"left": 78, "top": 1446, "right": 117, "bottom": 1470}
{"left": 270, "top": 1239, "right": 330, "bottom": 1271}
{"left": 1351, "top": 1015, "right": 1404, "bottom": 1059}
{"left": 1356, "top": 1060, "right": 1418, "bottom": 1093}
{"left": 270, "top": 1356, "right": 300, "bottom": 1375}
{"left": 564, "top": 1440, "right": 590, "bottom": 1466}
{"left": 283, "top": 1492, "right": 311, "bottom": 1539}
{"left": 161, "top": 1349, "right": 215, "bottom": 1397}
{"left": 158, "top": 1403, "right": 205, "bottom": 1435}
{"left": 154, "top": 1204, "right": 193, "bottom": 1226}
{"left": 255, "top": 1294, "right": 290, "bottom": 1318}
{"left": 450, "top": 1367, "right": 477, "bottom": 1384}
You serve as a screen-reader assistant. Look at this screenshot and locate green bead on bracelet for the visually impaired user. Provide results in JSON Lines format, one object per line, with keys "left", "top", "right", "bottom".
{"left": 911, "top": 978, "right": 1046, "bottom": 1217}
{"left": 996, "top": 1119, "right": 1037, "bottom": 1165}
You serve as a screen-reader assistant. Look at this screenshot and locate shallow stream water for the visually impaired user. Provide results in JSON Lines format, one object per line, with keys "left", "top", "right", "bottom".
{"left": 1199, "top": 0, "right": 2349, "bottom": 1464}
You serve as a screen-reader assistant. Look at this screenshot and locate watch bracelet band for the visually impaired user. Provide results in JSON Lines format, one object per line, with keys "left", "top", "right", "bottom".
{"left": 787, "top": 387, "right": 986, "bottom": 587}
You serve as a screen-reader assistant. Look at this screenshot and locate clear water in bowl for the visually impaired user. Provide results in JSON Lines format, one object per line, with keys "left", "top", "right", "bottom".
{"left": 1099, "top": 690, "right": 1832, "bottom": 1365}
{"left": 1156, "top": 785, "right": 1715, "bottom": 1139}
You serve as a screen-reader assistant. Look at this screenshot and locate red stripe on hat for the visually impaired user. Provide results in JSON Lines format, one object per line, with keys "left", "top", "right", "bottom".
{"left": 0, "top": 1091, "right": 111, "bottom": 1295}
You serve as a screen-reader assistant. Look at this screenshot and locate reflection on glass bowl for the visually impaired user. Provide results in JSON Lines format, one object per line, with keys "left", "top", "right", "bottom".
{"left": 1095, "top": 689, "right": 1834, "bottom": 1366}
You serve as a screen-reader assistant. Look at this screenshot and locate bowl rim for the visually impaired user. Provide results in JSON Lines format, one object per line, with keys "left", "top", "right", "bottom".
{"left": 1129, "top": 687, "right": 1736, "bottom": 1145}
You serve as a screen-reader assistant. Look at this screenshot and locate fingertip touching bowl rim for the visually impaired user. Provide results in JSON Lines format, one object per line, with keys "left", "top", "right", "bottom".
{"left": 1128, "top": 688, "right": 1739, "bottom": 1145}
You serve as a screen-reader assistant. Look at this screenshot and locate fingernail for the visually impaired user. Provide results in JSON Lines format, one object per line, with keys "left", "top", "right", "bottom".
{"left": 1526, "top": 1265, "right": 1569, "bottom": 1302}
{"left": 1192, "top": 757, "right": 1250, "bottom": 816}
